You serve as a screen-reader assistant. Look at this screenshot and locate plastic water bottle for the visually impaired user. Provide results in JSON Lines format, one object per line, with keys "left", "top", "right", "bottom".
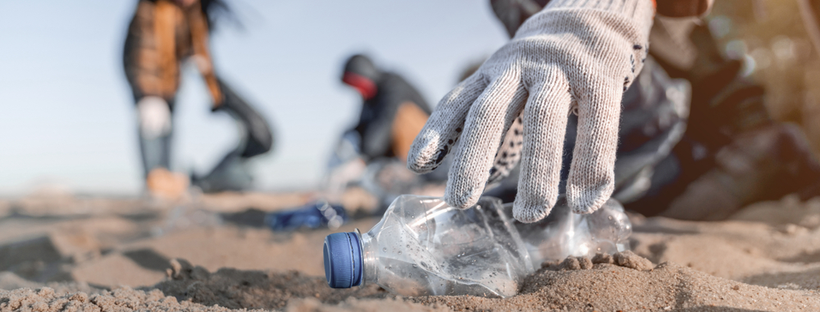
{"left": 323, "top": 195, "right": 631, "bottom": 297}
{"left": 513, "top": 196, "right": 632, "bottom": 269}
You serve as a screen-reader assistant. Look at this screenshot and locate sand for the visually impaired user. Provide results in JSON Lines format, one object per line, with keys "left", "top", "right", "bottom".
{"left": 1, "top": 192, "right": 820, "bottom": 311}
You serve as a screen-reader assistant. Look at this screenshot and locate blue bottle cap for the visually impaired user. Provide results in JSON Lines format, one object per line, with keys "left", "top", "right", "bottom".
{"left": 323, "top": 232, "right": 363, "bottom": 288}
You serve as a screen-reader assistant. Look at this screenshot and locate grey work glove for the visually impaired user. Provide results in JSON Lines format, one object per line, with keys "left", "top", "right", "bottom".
{"left": 407, "top": 0, "right": 654, "bottom": 222}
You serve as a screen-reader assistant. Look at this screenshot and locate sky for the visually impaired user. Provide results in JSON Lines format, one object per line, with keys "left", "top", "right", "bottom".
{"left": 0, "top": 1, "right": 509, "bottom": 196}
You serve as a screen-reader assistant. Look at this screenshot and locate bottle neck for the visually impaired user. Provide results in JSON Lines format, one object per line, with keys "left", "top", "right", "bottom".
{"left": 359, "top": 230, "right": 378, "bottom": 287}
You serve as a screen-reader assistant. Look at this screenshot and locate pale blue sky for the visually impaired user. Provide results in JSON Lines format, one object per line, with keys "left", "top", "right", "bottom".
{"left": 0, "top": 1, "right": 508, "bottom": 195}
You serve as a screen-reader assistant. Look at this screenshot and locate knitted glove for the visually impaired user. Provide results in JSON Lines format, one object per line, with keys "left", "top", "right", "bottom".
{"left": 407, "top": 0, "right": 654, "bottom": 222}
{"left": 137, "top": 96, "right": 172, "bottom": 140}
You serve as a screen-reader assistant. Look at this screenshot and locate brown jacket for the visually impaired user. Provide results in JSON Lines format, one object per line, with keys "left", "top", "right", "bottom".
{"left": 123, "top": 0, "right": 223, "bottom": 107}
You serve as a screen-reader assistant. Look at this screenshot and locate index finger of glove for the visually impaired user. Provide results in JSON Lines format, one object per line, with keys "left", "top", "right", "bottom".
{"left": 407, "top": 73, "right": 487, "bottom": 173}
{"left": 445, "top": 70, "right": 526, "bottom": 209}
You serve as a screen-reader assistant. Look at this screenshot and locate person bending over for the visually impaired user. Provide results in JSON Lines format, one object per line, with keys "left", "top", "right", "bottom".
{"left": 123, "top": 0, "right": 273, "bottom": 198}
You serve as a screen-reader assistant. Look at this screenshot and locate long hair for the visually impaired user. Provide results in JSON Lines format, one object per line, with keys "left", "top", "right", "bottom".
{"left": 200, "top": 0, "right": 236, "bottom": 31}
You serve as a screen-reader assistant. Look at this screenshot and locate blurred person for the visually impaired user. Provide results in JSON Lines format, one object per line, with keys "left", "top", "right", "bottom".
{"left": 406, "top": 0, "right": 820, "bottom": 223}
{"left": 323, "top": 55, "right": 438, "bottom": 210}
{"left": 341, "top": 54, "right": 432, "bottom": 164}
{"left": 123, "top": 0, "right": 273, "bottom": 198}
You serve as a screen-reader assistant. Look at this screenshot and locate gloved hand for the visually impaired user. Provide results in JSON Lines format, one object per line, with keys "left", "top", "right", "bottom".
{"left": 407, "top": 0, "right": 654, "bottom": 222}
{"left": 136, "top": 96, "right": 172, "bottom": 139}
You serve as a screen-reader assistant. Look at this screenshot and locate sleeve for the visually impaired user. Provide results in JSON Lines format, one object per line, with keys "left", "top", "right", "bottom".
{"left": 358, "top": 76, "right": 406, "bottom": 160}
{"left": 656, "top": 0, "right": 713, "bottom": 17}
{"left": 358, "top": 101, "right": 397, "bottom": 160}
{"left": 186, "top": 1, "right": 224, "bottom": 108}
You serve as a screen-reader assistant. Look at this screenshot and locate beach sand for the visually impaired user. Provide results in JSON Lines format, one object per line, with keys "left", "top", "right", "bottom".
{"left": 1, "top": 191, "right": 819, "bottom": 311}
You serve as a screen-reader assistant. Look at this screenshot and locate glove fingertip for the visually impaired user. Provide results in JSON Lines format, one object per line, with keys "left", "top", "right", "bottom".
{"left": 406, "top": 156, "right": 433, "bottom": 174}
{"left": 512, "top": 203, "right": 551, "bottom": 223}
{"left": 407, "top": 148, "right": 447, "bottom": 174}
{"left": 406, "top": 132, "right": 449, "bottom": 174}
{"left": 566, "top": 185, "right": 612, "bottom": 215}
{"left": 444, "top": 184, "right": 482, "bottom": 210}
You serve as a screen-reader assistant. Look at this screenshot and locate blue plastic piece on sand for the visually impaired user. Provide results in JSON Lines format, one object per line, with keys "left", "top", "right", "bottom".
{"left": 265, "top": 202, "right": 348, "bottom": 231}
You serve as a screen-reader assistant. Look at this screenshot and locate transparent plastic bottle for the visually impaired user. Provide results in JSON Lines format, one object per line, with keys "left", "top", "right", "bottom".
{"left": 323, "top": 195, "right": 631, "bottom": 297}
{"left": 511, "top": 196, "right": 632, "bottom": 269}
